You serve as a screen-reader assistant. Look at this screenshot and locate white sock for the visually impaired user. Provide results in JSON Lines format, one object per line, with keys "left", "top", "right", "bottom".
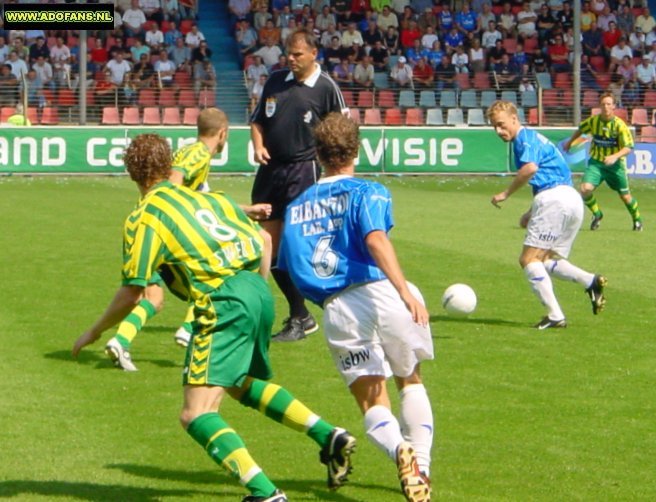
{"left": 364, "top": 405, "right": 405, "bottom": 463}
{"left": 544, "top": 259, "right": 595, "bottom": 289}
{"left": 399, "top": 384, "right": 433, "bottom": 476}
{"left": 524, "top": 261, "right": 565, "bottom": 320}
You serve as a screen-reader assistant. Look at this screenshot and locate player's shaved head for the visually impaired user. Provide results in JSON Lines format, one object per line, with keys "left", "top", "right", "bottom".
{"left": 314, "top": 113, "right": 360, "bottom": 172}
{"left": 124, "top": 133, "right": 172, "bottom": 188}
{"left": 486, "top": 100, "right": 518, "bottom": 122}
{"left": 198, "top": 107, "right": 228, "bottom": 138}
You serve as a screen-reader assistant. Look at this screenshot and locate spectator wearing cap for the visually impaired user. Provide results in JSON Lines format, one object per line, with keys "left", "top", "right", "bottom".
{"left": 390, "top": 55, "right": 413, "bottom": 87}
{"left": 629, "top": 26, "right": 646, "bottom": 58}
{"left": 636, "top": 7, "right": 656, "bottom": 35}
{"left": 636, "top": 54, "right": 656, "bottom": 92}
{"left": 610, "top": 37, "right": 633, "bottom": 72}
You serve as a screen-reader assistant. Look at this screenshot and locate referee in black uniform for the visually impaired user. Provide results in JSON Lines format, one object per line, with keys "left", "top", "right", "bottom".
{"left": 251, "top": 28, "right": 348, "bottom": 342}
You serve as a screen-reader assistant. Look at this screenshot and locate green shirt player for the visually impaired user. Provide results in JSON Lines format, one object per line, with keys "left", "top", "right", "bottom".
{"left": 104, "top": 108, "right": 272, "bottom": 371}
{"left": 563, "top": 92, "right": 643, "bottom": 231}
{"left": 72, "top": 133, "right": 355, "bottom": 502}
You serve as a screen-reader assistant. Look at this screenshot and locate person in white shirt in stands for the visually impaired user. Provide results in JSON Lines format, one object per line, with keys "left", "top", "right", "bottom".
{"left": 185, "top": 24, "right": 205, "bottom": 49}
{"left": 7, "top": 51, "right": 28, "bottom": 79}
{"left": 33, "top": 55, "right": 55, "bottom": 90}
{"left": 255, "top": 37, "right": 283, "bottom": 69}
{"left": 246, "top": 55, "right": 268, "bottom": 91}
{"left": 482, "top": 20, "right": 502, "bottom": 50}
{"left": 105, "top": 51, "right": 132, "bottom": 87}
{"left": 517, "top": 1, "right": 538, "bottom": 40}
{"left": 636, "top": 54, "right": 656, "bottom": 92}
{"left": 377, "top": 5, "right": 399, "bottom": 31}
{"left": 145, "top": 22, "right": 164, "bottom": 51}
{"left": 390, "top": 56, "right": 413, "bottom": 88}
{"left": 49, "top": 37, "right": 70, "bottom": 86}
{"left": 139, "top": 0, "right": 164, "bottom": 23}
{"left": 154, "top": 49, "right": 176, "bottom": 87}
{"left": 421, "top": 26, "right": 438, "bottom": 50}
{"left": 122, "top": 0, "right": 147, "bottom": 38}
{"left": 609, "top": 37, "right": 633, "bottom": 72}
{"left": 342, "top": 23, "right": 364, "bottom": 48}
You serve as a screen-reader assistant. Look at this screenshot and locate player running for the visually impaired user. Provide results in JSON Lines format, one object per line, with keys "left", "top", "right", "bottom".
{"left": 488, "top": 100, "right": 607, "bottom": 328}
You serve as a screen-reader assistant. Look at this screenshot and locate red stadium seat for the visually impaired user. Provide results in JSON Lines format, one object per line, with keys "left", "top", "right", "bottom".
{"left": 183, "top": 107, "right": 200, "bottom": 125}
{"left": 582, "top": 90, "right": 599, "bottom": 108}
{"left": 160, "top": 20, "right": 171, "bottom": 33}
{"left": 174, "top": 70, "right": 191, "bottom": 87}
{"left": 473, "top": 71, "right": 490, "bottom": 89}
{"left": 523, "top": 37, "right": 538, "bottom": 52}
{"left": 142, "top": 107, "right": 161, "bottom": 125}
{"left": 596, "top": 73, "right": 611, "bottom": 89}
{"left": 178, "top": 89, "right": 196, "bottom": 107}
{"left": 27, "top": 107, "right": 38, "bottom": 124}
{"left": 357, "top": 90, "right": 374, "bottom": 108}
{"left": 631, "top": 108, "right": 649, "bottom": 126}
{"left": 643, "top": 89, "right": 656, "bottom": 108}
{"left": 542, "top": 89, "right": 560, "bottom": 107}
{"left": 198, "top": 89, "right": 216, "bottom": 108}
{"left": 527, "top": 107, "right": 544, "bottom": 125}
{"left": 589, "top": 56, "right": 606, "bottom": 72}
{"left": 348, "top": 108, "right": 361, "bottom": 124}
{"left": 341, "top": 90, "right": 355, "bottom": 107}
{"left": 614, "top": 108, "right": 628, "bottom": 122}
{"left": 384, "top": 108, "right": 403, "bottom": 125}
{"left": 553, "top": 73, "right": 571, "bottom": 89}
{"left": 454, "top": 73, "right": 470, "bottom": 89}
{"left": 102, "top": 106, "right": 120, "bottom": 125}
{"left": 57, "top": 88, "right": 76, "bottom": 107}
{"left": 378, "top": 90, "right": 395, "bottom": 108}
{"left": 405, "top": 108, "right": 424, "bottom": 125}
{"left": 40, "top": 107, "right": 59, "bottom": 125}
{"left": 159, "top": 88, "right": 177, "bottom": 107}
{"left": 363, "top": 108, "right": 382, "bottom": 125}
{"left": 640, "top": 125, "right": 656, "bottom": 142}
{"left": 122, "top": 106, "right": 140, "bottom": 125}
{"left": 138, "top": 88, "right": 157, "bottom": 107}
{"left": 502, "top": 38, "right": 517, "bottom": 54}
{"left": 162, "top": 107, "right": 181, "bottom": 125}
{"left": 1, "top": 106, "right": 16, "bottom": 122}
{"left": 180, "top": 19, "right": 194, "bottom": 35}
{"left": 560, "top": 89, "right": 574, "bottom": 106}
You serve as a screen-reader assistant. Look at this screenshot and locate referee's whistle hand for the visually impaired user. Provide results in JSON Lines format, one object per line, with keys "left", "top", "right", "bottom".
{"left": 254, "top": 147, "right": 271, "bottom": 165}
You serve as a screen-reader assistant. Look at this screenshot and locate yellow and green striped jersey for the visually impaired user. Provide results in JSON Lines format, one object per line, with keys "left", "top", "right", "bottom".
{"left": 171, "top": 141, "right": 212, "bottom": 191}
{"left": 122, "top": 181, "right": 263, "bottom": 304}
{"left": 578, "top": 114, "right": 634, "bottom": 164}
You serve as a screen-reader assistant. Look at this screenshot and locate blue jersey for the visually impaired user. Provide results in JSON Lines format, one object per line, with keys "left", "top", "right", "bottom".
{"left": 456, "top": 11, "right": 477, "bottom": 32}
{"left": 278, "top": 176, "right": 392, "bottom": 305}
{"left": 439, "top": 10, "right": 454, "bottom": 31}
{"left": 513, "top": 127, "right": 573, "bottom": 195}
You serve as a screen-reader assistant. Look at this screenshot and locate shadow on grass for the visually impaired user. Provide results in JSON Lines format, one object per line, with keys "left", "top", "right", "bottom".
{"left": 44, "top": 350, "right": 180, "bottom": 370}
{"left": 105, "top": 464, "right": 399, "bottom": 501}
{"left": 430, "top": 314, "right": 526, "bottom": 327}
{"left": 0, "top": 480, "right": 212, "bottom": 501}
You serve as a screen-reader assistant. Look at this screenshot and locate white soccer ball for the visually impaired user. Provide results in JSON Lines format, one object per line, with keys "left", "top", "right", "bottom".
{"left": 442, "top": 283, "right": 477, "bottom": 316}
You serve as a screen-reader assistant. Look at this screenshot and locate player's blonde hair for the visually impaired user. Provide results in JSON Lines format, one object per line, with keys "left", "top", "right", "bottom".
{"left": 599, "top": 91, "right": 617, "bottom": 105}
{"left": 124, "top": 133, "right": 172, "bottom": 188}
{"left": 314, "top": 112, "right": 360, "bottom": 172}
{"left": 486, "top": 100, "right": 518, "bottom": 122}
{"left": 198, "top": 107, "right": 228, "bottom": 138}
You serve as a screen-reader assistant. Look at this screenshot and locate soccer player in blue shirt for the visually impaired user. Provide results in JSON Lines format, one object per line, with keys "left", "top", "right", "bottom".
{"left": 487, "top": 101, "right": 607, "bottom": 329}
{"left": 278, "top": 113, "right": 434, "bottom": 502}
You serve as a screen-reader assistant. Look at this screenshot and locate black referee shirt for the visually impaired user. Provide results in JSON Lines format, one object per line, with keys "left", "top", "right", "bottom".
{"left": 251, "top": 64, "right": 347, "bottom": 164}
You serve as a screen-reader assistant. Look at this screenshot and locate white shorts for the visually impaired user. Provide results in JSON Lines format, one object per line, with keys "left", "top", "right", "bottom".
{"left": 323, "top": 280, "right": 434, "bottom": 387}
{"left": 525, "top": 184, "right": 583, "bottom": 259}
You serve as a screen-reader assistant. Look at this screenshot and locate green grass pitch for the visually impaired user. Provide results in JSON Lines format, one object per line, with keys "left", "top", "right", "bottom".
{"left": 0, "top": 175, "right": 655, "bottom": 501}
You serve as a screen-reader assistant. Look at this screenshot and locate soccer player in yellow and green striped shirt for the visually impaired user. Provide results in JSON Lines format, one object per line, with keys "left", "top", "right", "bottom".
{"left": 72, "top": 133, "right": 355, "bottom": 501}
{"left": 107, "top": 109, "right": 271, "bottom": 366}
{"left": 564, "top": 92, "right": 643, "bottom": 231}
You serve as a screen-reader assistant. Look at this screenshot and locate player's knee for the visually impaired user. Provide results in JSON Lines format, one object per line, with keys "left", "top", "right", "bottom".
{"left": 179, "top": 409, "right": 194, "bottom": 429}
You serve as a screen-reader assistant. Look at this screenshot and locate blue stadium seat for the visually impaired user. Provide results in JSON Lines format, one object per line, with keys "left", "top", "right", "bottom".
{"left": 516, "top": 107, "right": 526, "bottom": 124}
{"left": 446, "top": 108, "right": 465, "bottom": 126}
{"left": 374, "top": 72, "right": 390, "bottom": 89}
{"left": 459, "top": 89, "right": 478, "bottom": 108}
{"left": 419, "top": 90, "right": 437, "bottom": 108}
{"left": 439, "top": 90, "right": 458, "bottom": 108}
{"left": 500, "top": 90, "right": 518, "bottom": 105}
{"left": 480, "top": 90, "right": 497, "bottom": 108}
{"left": 467, "top": 108, "right": 487, "bottom": 126}
{"left": 521, "top": 90, "right": 538, "bottom": 108}
{"left": 536, "top": 72, "right": 552, "bottom": 90}
{"left": 398, "top": 90, "right": 416, "bottom": 108}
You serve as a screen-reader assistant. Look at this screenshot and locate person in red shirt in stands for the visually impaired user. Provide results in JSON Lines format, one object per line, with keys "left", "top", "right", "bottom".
{"left": 603, "top": 21, "right": 622, "bottom": 55}
{"left": 548, "top": 34, "right": 571, "bottom": 74}
{"left": 400, "top": 19, "right": 421, "bottom": 50}
{"left": 412, "top": 57, "right": 434, "bottom": 88}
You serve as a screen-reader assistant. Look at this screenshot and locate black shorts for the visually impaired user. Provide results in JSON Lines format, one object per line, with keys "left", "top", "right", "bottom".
{"left": 251, "top": 160, "right": 320, "bottom": 220}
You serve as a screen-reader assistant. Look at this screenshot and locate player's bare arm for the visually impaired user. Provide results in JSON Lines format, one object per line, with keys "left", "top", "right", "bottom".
{"left": 241, "top": 203, "right": 272, "bottom": 220}
{"left": 365, "top": 230, "right": 429, "bottom": 327}
{"left": 250, "top": 122, "right": 270, "bottom": 165}
{"left": 604, "top": 146, "right": 632, "bottom": 166}
{"left": 491, "top": 162, "right": 537, "bottom": 207}
{"left": 72, "top": 285, "right": 144, "bottom": 357}
{"left": 563, "top": 130, "right": 582, "bottom": 152}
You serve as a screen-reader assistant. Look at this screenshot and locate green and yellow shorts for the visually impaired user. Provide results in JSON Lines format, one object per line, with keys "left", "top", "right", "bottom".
{"left": 582, "top": 158, "right": 631, "bottom": 195}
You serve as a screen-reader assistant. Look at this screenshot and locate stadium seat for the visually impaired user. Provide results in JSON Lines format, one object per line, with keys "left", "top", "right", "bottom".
{"left": 126, "top": 37, "right": 138, "bottom": 47}
{"left": 1, "top": 107, "right": 16, "bottom": 122}
{"left": 341, "top": 90, "right": 356, "bottom": 107}
{"left": 162, "top": 107, "right": 181, "bottom": 125}
{"left": 85, "top": 89, "right": 96, "bottom": 107}
{"left": 57, "top": 88, "right": 76, "bottom": 107}
{"left": 500, "top": 90, "right": 518, "bottom": 105}
{"left": 178, "top": 89, "right": 197, "bottom": 107}
{"left": 527, "top": 107, "right": 543, "bottom": 125}
{"left": 42, "top": 88, "right": 55, "bottom": 105}
{"left": 640, "top": 125, "right": 656, "bottom": 142}
{"left": 502, "top": 38, "right": 517, "bottom": 54}
{"left": 378, "top": 90, "right": 395, "bottom": 108}
{"left": 446, "top": 108, "right": 465, "bottom": 126}
{"left": 426, "top": 108, "right": 444, "bottom": 125}
{"left": 183, "top": 107, "right": 200, "bottom": 125}
{"left": 180, "top": 19, "right": 194, "bottom": 35}
{"left": 160, "top": 20, "right": 171, "bottom": 33}
{"left": 542, "top": 89, "right": 560, "bottom": 107}
{"left": 644, "top": 90, "right": 656, "bottom": 108}
{"left": 480, "top": 90, "right": 497, "bottom": 108}
{"left": 595, "top": 73, "right": 611, "bottom": 89}
{"left": 398, "top": 90, "right": 416, "bottom": 107}
{"left": 459, "top": 89, "right": 478, "bottom": 108}
{"left": 631, "top": 108, "right": 649, "bottom": 126}
{"left": 523, "top": 36, "right": 538, "bottom": 52}
{"left": 363, "top": 108, "right": 382, "bottom": 125}
{"left": 419, "top": 90, "right": 436, "bottom": 108}
{"left": 454, "top": 73, "right": 470, "bottom": 89}
{"left": 198, "top": 89, "right": 216, "bottom": 108}
{"left": 102, "top": 107, "right": 120, "bottom": 125}
{"left": 439, "top": 90, "right": 458, "bottom": 108}
{"left": 384, "top": 108, "right": 403, "bottom": 125}
{"left": 47, "top": 36, "right": 57, "bottom": 48}
{"left": 373, "top": 72, "right": 390, "bottom": 89}
{"left": 67, "top": 37, "right": 79, "bottom": 48}
{"left": 26, "top": 107, "right": 38, "bottom": 124}
{"left": 174, "top": 71, "right": 192, "bottom": 88}
{"left": 589, "top": 56, "right": 606, "bottom": 72}
{"left": 553, "top": 73, "right": 571, "bottom": 89}
{"left": 467, "top": 108, "right": 486, "bottom": 126}
{"left": 535, "top": 72, "right": 552, "bottom": 90}
{"left": 40, "top": 107, "right": 59, "bottom": 125}
{"left": 517, "top": 107, "right": 527, "bottom": 124}
{"left": 615, "top": 108, "right": 628, "bottom": 122}
{"left": 582, "top": 90, "right": 599, "bottom": 108}
{"left": 520, "top": 90, "right": 538, "bottom": 108}
{"left": 473, "top": 72, "right": 490, "bottom": 89}
{"left": 138, "top": 88, "right": 157, "bottom": 107}
{"left": 122, "top": 106, "right": 141, "bottom": 125}
{"left": 349, "top": 108, "right": 361, "bottom": 124}
{"left": 561, "top": 90, "right": 574, "bottom": 106}
{"left": 405, "top": 108, "right": 424, "bottom": 125}
{"left": 358, "top": 90, "right": 374, "bottom": 108}
{"left": 142, "top": 107, "right": 161, "bottom": 125}
{"left": 159, "top": 88, "right": 177, "bottom": 107}
{"left": 388, "top": 55, "right": 400, "bottom": 67}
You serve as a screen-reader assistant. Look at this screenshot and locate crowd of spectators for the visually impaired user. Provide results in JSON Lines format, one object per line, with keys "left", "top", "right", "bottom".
{"left": 0, "top": 0, "right": 217, "bottom": 121}
{"left": 231, "top": 0, "right": 656, "bottom": 112}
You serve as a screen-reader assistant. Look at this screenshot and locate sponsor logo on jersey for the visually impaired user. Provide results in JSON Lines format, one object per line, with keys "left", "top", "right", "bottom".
{"left": 265, "top": 97, "right": 277, "bottom": 117}
{"left": 339, "top": 349, "right": 371, "bottom": 371}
